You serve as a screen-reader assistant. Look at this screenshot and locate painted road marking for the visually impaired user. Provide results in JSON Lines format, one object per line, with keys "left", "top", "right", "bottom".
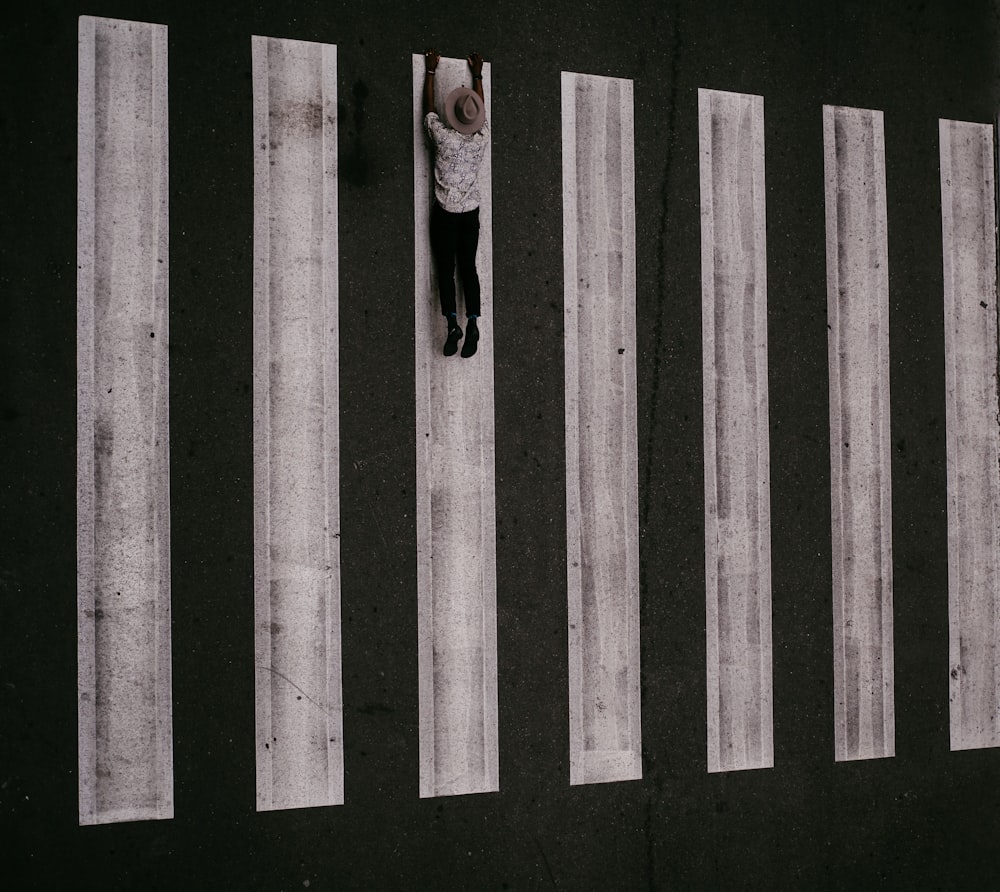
{"left": 252, "top": 35, "right": 343, "bottom": 810}
{"left": 562, "top": 71, "right": 642, "bottom": 786}
{"left": 823, "top": 105, "right": 895, "bottom": 762}
{"left": 412, "top": 54, "right": 499, "bottom": 798}
{"left": 699, "top": 88, "right": 774, "bottom": 773}
{"left": 77, "top": 15, "right": 173, "bottom": 825}
{"left": 940, "top": 118, "right": 1000, "bottom": 752}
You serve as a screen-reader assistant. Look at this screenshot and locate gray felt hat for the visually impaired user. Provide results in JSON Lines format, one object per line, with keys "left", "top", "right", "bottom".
{"left": 444, "top": 87, "right": 486, "bottom": 134}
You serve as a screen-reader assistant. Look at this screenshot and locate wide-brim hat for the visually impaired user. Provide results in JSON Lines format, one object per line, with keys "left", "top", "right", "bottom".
{"left": 444, "top": 87, "right": 486, "bottom": 134}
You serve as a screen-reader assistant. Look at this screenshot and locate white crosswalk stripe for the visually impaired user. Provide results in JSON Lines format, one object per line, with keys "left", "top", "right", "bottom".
{"left": 76, "top": 15, "right": 174, "bottom": 826}
{"left": 412, "top": 55, "right": 499, "bottom": 798}
{"left": 940, "top": 118, "right": 1000, "bottom": 752}
{"left": 823, "top": 105, "right": 896, "bottom": 762}
{"left": 699, "top": 88, "right": 774, "bottom": 773}
{"left": 562, "top": 71, "right": 642, "bottom": 786}
{"left": 251, "top": 35, "right": 344, "bottom": 811}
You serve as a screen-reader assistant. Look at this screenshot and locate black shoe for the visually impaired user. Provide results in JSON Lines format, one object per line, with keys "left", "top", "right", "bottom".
{"left": 444, "top": 324, "right": 463, "bottom": 356}
{"left": 461, "top": 319, "right": 480, "bottom": 358}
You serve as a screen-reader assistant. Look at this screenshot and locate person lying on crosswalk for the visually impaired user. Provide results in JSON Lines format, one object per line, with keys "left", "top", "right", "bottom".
{"left": 422, "top": 48, "right": 490, "bottom": 357}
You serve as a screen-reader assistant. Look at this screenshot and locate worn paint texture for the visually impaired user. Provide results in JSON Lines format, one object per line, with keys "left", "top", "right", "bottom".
{"left": 77, "top": 15, "right": 173, "bottom": 825}
{"left": 412, "top": 54, "right": 498, "bottom": 798}
{"left": 699, "top": 88, "right": 773, "bottom": 774}
{"left": 824, "top": 105, "right": 896, "bottom": 762}
{"left": 940, "top": 118, "right": 1000, "bottom": 752}
{"left": 561, "top": 71, "right": 641, "bottom": 786}
{"left": 252, "top": 35, "right": 343, "bottom": 810}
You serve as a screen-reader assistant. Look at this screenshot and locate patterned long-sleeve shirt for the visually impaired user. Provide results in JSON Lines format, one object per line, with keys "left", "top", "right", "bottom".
{"left": 424, "top": 111, "right": 490, "bottom": 213}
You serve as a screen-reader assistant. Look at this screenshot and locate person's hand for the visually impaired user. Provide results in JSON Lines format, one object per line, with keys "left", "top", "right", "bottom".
{"left": 425, "top": 48, "right": 440, "bottom": 73}
{"left": 467, "top": 52, "right": 484, "bottom": 76}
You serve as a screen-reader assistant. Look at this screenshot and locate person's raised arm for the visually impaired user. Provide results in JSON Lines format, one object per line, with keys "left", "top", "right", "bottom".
{"left": 423, "top": 48, "right": 439, "bottom": 118}
{"left": 467, "top": 52, "right": 484, "bottom": 102}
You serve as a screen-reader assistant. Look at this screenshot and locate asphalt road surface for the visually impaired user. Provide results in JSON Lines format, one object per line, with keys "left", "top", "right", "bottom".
{"left": 3, "top": 0, "right": 1000, "bottom": 887}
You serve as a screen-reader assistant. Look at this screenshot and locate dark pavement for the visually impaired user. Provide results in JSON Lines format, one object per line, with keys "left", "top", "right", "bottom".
{"left": 2, "top": 0, "right": 999, "bottom": 886}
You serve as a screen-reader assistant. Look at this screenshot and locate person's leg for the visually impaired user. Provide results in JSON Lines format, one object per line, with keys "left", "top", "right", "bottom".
{"left": 429, "top": 203, "right": 463, "bottom": 354}
{"left": 429, "top": 202, "right": 459, "bottom": 319}
{"left": 455, "top": 208, "right": 481, "bottom": 318}
{"left": 455, "top": 208, "right": 481, "bottom": 358}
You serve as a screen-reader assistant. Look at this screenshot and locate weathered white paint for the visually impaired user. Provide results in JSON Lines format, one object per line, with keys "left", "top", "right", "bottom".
{"left": 823, "top": 105, "right": 895, "bottom": 762}
{"left": 698, "top": 88, "right": 773, "bottom": 774}
{"left": 252, "top": 35, "right": 343, "bottom": 810}
{"left": 940, "top": 118, "right": 1000, "bottom": 752}
{"left": 77, "top": 15, "right": 173, "bottom": 825}
{"left": 413, "top": 55, "right": 498, "bottom": 798}
{"left": 561, "top": 71, "right": 641, "bottom": 786}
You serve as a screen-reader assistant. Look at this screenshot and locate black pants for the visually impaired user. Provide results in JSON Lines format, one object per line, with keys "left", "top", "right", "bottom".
{"left": 429, "top": 202, "right": 481, "bottom": 318}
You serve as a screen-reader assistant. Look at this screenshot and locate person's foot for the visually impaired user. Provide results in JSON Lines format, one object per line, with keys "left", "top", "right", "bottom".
{"left": 461, "top": 318, "right": 480, "bottom": 358}
{"left": 444, "top": 323, "right": 463, "bottom": 356}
